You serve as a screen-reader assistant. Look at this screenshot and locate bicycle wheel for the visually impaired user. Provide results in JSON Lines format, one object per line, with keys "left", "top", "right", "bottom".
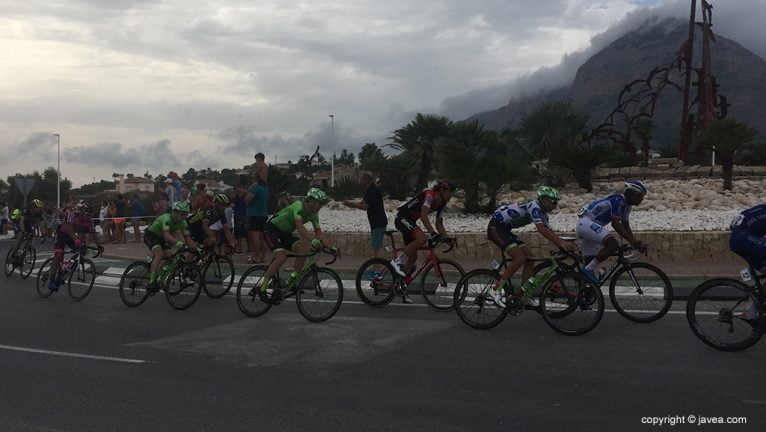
{"left": 4, "top": 246, "right": 18, "bottom": 277}
{"left": 686, "top": 278, "right": 766, "bottom": 352}
{"left": 165, "top": 261, "right": 202, "bottom": 310}
{"left": 355, "top": 258, "right": 397, "bottom": 307}
{"left": 118, "top": 261, "right": 151, "bottom": 307}
{"left": 540, "top": 272, "right": 604, "bottom": 336}
{"left": 453, "top": 269, "right": 507, "bottom": 330}
{"left": 67, "top": 259, "right": 96, "bottom": 301}
{"left": 419, "top": 259, "right": 464, "bottom": 312}
{"left": 235, "top": 265, "right": 273, "bottom": 317}
{"left": 609, "top": 262, "right": 673, "bottom": 323}
{"left": 296, "top": 267, "right": 343, "bottom": 322}
{"left": 35, "top": 258, "right": 56, "bottom": 298}
{"left": 19, "top": 245, "right": 35, "bottom": 279}
{"left": 202, "top": 255, "right": 235, "bottom": 299}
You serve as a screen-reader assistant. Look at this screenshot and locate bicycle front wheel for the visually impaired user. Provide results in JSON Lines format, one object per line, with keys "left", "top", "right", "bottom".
{"left": 118, "top": 261, "right": 151, "bottom": 307}
{"left": 35, "top": 258, "right": 56, "bottom": 298}
{"left": 165, "top": 262, "right": 202, "bottom": 310}
{"left": 686, "top": 278, "right": 765, "bottom": 352}
{"left": 540, "top": 272, "right": 604, "bottom": 336}
{"left": 296, "top": 268, "right": 343, "bottom": 322}
{"left": 19, "top": 245, "right": 36, "bottom": 279}
{"left": 235, "top": 265, "right": 273, "bottom": 317}
{"left": 5, "top": 246, "right": 18, "bottom": 277}
{"left": 355, "top": 258, "right": 397, "bottom": 307}
{"left": 609, "top": 262, "right": 673, "bottom": 323}
{"left": 419, "top": 259, "right": 464, "bottom": 312}
{"left": 202, "top": 255, "right": 235, "bottom": 299}
{"left": 453, "top": 269, "right": 507, "bottom": 330}
{"left": 68, "top": 259, "right": 96, "bottom": 301}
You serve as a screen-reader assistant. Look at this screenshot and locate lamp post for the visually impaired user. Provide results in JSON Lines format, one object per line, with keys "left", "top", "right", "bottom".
{"left": 53, "top": 133, "right": 60, "bottom": 209}
{"left": 329, "top": 114, "right": 335, "bottom": 188}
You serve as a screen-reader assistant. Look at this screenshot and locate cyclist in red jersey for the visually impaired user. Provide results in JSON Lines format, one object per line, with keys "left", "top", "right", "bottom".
{"left": 390, "top": 179, "right": 456, "bottom": 303}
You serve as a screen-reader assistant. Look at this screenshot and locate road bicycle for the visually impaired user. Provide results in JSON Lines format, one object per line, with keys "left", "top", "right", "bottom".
{"left": 531, "top": 244, "right": 673, "bottom": 323}
{"left": 36, "top": 245, "right": 103, "bottom": 301}
{"left": 686, "top": 266, "right": 765, "bottom": 351}
{"left": 454, "top": 245, "right": 605, "bottom": 335}
{"left": 197, "top": 245, "right": 236, "bottom": 299}
{"left": 118, "top": 247, "right": 203, "bottom": 310}
{"left": 4, "top": 233, "right": 40, "bottom": 279}
{"left": 236, "top": 247, "right": 343, "bottom": 322}
{"left": 354, "top": 231, "right": 464, "bottom": 311}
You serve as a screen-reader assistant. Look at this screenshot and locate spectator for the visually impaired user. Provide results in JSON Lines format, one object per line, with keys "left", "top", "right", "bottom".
{"left": 164, "top": 178, "right": 176, "bottom": 207}
{"left": 277, "top": 191, "right": 292, "bottom": 210}
{"left": 113, "top": 194, "right": 127, "bottom": 243}
{"left": 245, "top": 179, "right": 270, "bottom": 263}
{"left": 192, "top": 183, "right": 208, "bottom": 211}
{"left": 10, "top": 207, "right": 21, "bottom": 238}
{"left": 169, "top": 171, "right": 182, "bottom": 201}
{"left": 343, "top": 171, "right": 388, "bottom": 261}
{"left": 254, "top": 152, "right": 269, "bottom": 186}
{"left": 153, "top": 192, "right": 169, "bottom": 215}
{"left": 232, "top": 175, "right": 249, "bottom": 254}
{"left": 100, "top": 200, "right": 114, "bottom": 243}
{"left": 1, "top": 202, "right": 8, "bottom": 235}
{"left": 130, "top": 194, "right": 145, "bottom": 242}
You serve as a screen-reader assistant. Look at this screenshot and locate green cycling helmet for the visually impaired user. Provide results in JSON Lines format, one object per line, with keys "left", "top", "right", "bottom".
{"left": 306, "top": 187, "right": 329, "bottom": 203}
{"left": 213, "top": 193, "right": 230, "bottom": 206}
{"left": 172, "top": 201, "right": 190, "bottom": 213}
{"left": 537, "top": 185, "right": 561, "bottom": 201}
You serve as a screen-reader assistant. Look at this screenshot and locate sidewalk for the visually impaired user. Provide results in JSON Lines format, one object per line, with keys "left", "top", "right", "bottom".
{"left": 98, "top": 232, "right": 748, "bottom": 278}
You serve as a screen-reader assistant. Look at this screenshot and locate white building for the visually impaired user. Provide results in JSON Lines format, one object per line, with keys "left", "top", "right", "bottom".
{"left": 116, "top": 175, "right": 155, "bottom": 194}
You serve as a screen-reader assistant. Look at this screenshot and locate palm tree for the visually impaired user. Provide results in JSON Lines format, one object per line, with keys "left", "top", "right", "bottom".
{"left": 633, "top": 118, "right": 654, "bottom": 166}
{"left": 388, "top": 113, "right": 452, "bottom": 190}
{"left": 518, "top": 101, "right": 589, "bottom": 160}
{"left": 695, "top": 118, "right": 759, "bottom": 191}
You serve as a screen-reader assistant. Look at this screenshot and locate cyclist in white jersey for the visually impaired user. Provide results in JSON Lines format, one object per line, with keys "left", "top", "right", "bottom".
{"left": 576, "top": 179, "right": 647, "bottom": 283}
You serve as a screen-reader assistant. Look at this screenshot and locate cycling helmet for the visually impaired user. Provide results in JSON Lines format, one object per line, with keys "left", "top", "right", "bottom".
{"left": 435, "top": 179, "right": 457, "bottom": 191}
{"left": 172, "top": 201, "right": 190, "bottom": 213}
{"left": 76, "top": 200, "right": 90, "bottom": 213}
{"left": 624, "top": 179, "right": 648, "bottom": 195}
{"left": 306, "top": 187, "right": 329, "bottom": 202}
{"left": 537, "top": 185, "right": 561, "bottom": 201}
{"left": 31, "top": 199, "right": 44, "bottom": 208}
{"left": 213, "top": 193, "right": 230, "bottom": 206}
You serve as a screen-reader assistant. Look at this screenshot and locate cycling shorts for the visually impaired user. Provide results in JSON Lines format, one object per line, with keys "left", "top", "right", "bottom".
{"left": 394, "top": 214, "right": 422, "bottom": 245}
{"left": 576, "top": 217, "right": 615, "bottom": 257}
{"left": 486, "top": 219, "right": 525, "bottom": 252}
{"left": 262, "top": 223, "right": 300, "bottom": 252}
{"left": 144, "top": 230, "right": 173, "bottom": 251}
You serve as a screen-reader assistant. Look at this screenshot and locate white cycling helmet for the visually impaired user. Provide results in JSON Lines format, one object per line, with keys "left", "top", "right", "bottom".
{"left": 624, "top": 179, "right": 648, "bottom": 195}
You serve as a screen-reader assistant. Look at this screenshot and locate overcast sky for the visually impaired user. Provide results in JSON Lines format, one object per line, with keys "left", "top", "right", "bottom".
{"left": 1, "top": 0, "right": 764, "bottom": 186}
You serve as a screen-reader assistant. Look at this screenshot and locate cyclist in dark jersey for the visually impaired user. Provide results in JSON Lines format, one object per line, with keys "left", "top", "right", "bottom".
{"left": 48, "top": 201, "right": 103, "bottom": 291}
{"left": 13, "top": 199, "right": 45, "bottom": 253}
{"left": 187, "top": 194, "right": 236, "bottom": 250}
{"left": 390, "top": 179, "right": 456, "bottom": 302}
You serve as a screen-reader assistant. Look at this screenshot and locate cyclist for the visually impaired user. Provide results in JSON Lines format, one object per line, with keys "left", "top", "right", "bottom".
{"left": 576, "top": 179, "right": 647, "bottom": 284}
{"left": 73, "top": 201, "right": 103, "bottom": 251}
{"left": 187, "top": 193, "right": 236, "bottom": 251}
{"left": 12, "top": 199, "right": 45, "bottom": 258}
{"left": 486, "top": 186, "right": 576, "bottom": 308}
{"left": 259, "top": 187, "right": 338, "bottom": 304}
{"left": 143, "top": 201, "right": 200, "bottom": 292}
{"left": 390, "top": 179, "right": 457, "bottom": 303}
{"left": 48, "top": 201, "right": 99, "bottom": 291}
{"left": 729, "top": 204, "right": 766, "bottom": 323}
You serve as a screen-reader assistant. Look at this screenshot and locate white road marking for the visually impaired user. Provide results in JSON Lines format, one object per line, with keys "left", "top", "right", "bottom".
{"left": 0, "top": 344, "right": 148, "bottom": 364}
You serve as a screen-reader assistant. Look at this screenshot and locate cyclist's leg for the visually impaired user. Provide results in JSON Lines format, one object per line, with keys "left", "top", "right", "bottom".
{"left": 487, "top": 221, "right": 526, "bottom": 288}
{"left": 576, "top": 218, "right": 615, "bottom": 273}
{"left": 730, "top": 230, "right": 766, "bottom": 320}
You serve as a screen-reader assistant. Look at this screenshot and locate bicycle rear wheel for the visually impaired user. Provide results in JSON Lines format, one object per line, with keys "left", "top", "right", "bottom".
{"left": 118, "top": 261, "right": 151, "bottom": 307}
{"left": 19, "top": 245, "right": 35, "bottom": 279}
{"left": 5, "top": 246, "right": 18, "bottom": 277}
{"left": 35, "top": 258, "right": 56, "bottom": 298}
{"left": 686, "top": 278, "right": 765, "bottom": 352}
{"left": 540, "top": 272, "right": 604, "bottom": 336}
{"left": 453, "top": 269, "right": 507, "bottom": 330}
{"left": 355, "top": 258, "right": 397, "bottom": 307}
{"left": 296, "top": 268, "right": 343, "bottom": 322}
{"left": 165, "top": 262, "right": 202, "bottom": 310}
{"left": 235, "top": 265, "right": 273, "bottom": 317}
{"left": 419, "top": 259, "right": 464, "bottom": 312}
{"left": 68, "top": 259, "right": 96, "bottom": 301}
{"left": 202, "top": 255, "right": 235, "bottom": 299}
{"left": 609, "top": 262, "right": 673, "bottom": 323}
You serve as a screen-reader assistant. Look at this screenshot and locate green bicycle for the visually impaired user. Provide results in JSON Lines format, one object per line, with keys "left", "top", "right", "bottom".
{"left": 454, "top": 247, "right": 605, "bottom": 335}
{"left": 118, "top": 247, "right": 203, "bottom": 310}
{"left": 235, "top": 247, "right": 343, "bottom": 322}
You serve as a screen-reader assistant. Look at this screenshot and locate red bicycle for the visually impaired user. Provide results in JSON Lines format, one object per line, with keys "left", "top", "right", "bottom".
{"left": 354, "top": 230, "right": 464, "bottom": 311}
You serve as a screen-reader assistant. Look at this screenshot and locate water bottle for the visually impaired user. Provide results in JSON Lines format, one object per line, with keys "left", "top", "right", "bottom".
{"left": 145, "top": 255, "right": 153, "bottom": 263}
{"left": 522, "top": 276, "right": 539, "bottom": 297}
{"left": 61, "top": 260, "right": 71, "bottom": 273}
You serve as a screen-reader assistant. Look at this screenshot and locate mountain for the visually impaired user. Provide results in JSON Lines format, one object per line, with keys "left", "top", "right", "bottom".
{"left": 467, "top": 18, "right": 766, "bottom": 145}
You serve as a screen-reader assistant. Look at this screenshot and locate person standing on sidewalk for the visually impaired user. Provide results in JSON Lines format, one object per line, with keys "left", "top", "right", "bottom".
{"left": 164, "top": 178, "right": 176, "bottom": 208}
{"left": 1, "top": 202, "right": 9, "bottom": 235}
{"left": 245, "top": 179, "right": 269, "bottom": 263}
{"left": 130, "top": 194, "right": 145, "bottom": 242}
{"left": 232, "top": 175, "right": 249, "bottom": 254}
{"left": 343, "top": 171, "right": 388, "bottom": 265}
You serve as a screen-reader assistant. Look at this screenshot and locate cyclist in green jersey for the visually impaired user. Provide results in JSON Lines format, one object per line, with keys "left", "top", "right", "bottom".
{"left": 260, "top": 187, "right": 339, "bottom": 303}
{"left": 143, "top": 201, "right": 200, "bottom": 291}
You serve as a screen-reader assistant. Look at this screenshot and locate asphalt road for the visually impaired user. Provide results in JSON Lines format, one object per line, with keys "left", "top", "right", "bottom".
{"left": 1, "top": 241, "right": 765, "bottom": 432}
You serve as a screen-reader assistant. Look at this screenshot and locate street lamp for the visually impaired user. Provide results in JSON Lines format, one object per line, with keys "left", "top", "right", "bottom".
{"left": 329, "top": 114, "right": 335, "bottom": 188}
{"left": 52, "top": 133, "right": 60, "bottom": 209}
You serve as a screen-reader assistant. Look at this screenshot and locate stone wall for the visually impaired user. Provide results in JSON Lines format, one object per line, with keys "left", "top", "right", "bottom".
{"left": 324, "top": 231, "right": 737, "bottom": 262}
{"left": 593, "top": 164, "right": 766, "bottom": 180}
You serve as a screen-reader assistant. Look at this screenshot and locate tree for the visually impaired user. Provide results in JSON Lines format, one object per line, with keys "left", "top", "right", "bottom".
{"left": 358, "top": 142, "right": 386, "bottom": 173}
{"left": 695, "top": 118, "right": 759, "bottom": 191}
{"left": 518, "top": 101, "right": 589, "bottom": 160}
{"left": 633, "top": 118, "right": 654, "bottom": 166}
{"left": 378, "top": 153, "right": 417, "bottom": 200}
{"left": 5, "top": 167, "right": 71, "bottom": 208}
{"left": 182, "top": 168, "right": 197, "bottom": 182}
{"left": 549, "top": 142, "right": 614, "bottom": 191}
{"left": 388, "top": 113, "right": 452, "bottom": 190}
{"left": 336, "top": 149, "right": 355, "bottom": 166}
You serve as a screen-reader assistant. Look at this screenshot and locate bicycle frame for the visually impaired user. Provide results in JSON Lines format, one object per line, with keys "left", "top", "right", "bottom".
{"left": 381, "top": 230, "right": 455, "bottom": 288}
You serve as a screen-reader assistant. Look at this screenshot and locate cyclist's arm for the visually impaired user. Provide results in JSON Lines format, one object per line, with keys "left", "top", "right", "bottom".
{"left": 59, "top": 224, "right": 77, "bottom": 239}
{"left": 419, "top": 207, "right": 437, "bottom": 235}
{"left": 18, "top": 216, "right": 25, "bottom": 232}
{"left": 162, "top": 229, "right": 181, "bottom": 246}
{"left": 435, "top": 215, "right": 447, "bottom": 238}
{"left": 202, "top": 220, "right": 215, "bottom": 240}
{"left": 535, "top": 223, "right": 573, "bottom": 249}
{"left": 314, "top": 227, "right": 332, "bottom": 247}
{"left": 611, "top": 217, "right": 638, "bottom": 244}
{"left": 222, "top": 224, "right": 236, "bottom": 246}
{"left": 295, "top": 218, "right": 314, "bottom": 243}
{"left": 343, "top": 200, "right": 369, "bottom": 210}
{"left": 182, "top": 231, "right": 199, "bottom": 249}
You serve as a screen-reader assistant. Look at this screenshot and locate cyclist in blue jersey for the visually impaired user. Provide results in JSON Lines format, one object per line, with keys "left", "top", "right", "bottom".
{"left": 576, "top": 180, "right": 647, "bottom": 284}
{"left": 486, "top": 186, "right": 576, "bottom": 308}
{"left": 729, "top": 204, "right": 766, "bottom": 323}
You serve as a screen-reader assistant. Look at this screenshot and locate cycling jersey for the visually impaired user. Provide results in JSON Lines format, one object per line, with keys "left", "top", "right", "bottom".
{"left": 730, "top": 204, "right": 766, "bottom": 236}
{"left": 21, "top": 208, "right": 43, "bottom": 231}
{"left": 146, "top": 213, "right": 189, "bottom": 237}
{"left": 187, "top": 205, "right": 227, "bottom": 229}
{"left": 492, "top": 199, "right": 550, "bottom": 229}
{"left": 579, "top": 194, "right": 631, "bottom": 226}
{"left": 397, "top": 190, "right": 446, "bottom": 220}
{"left": 268, "top": 201, "right": 320, "bottom": 233}
{"left": 73, "top": 214, "right": 95, "bottom": 233}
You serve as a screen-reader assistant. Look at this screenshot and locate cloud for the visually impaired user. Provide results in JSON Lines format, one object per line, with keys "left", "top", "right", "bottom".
{"left": 63, "top": 139, "right": 181, "bottom": 170}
